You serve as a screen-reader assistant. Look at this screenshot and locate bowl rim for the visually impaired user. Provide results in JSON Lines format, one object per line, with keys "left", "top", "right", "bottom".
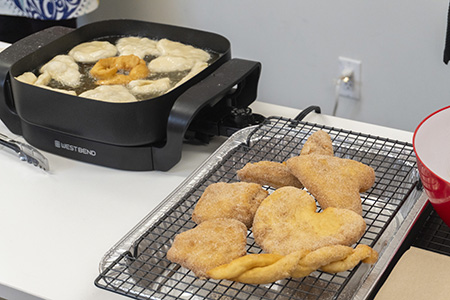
{"left": 413, "top": 105, "right": 450, "bottom": 186}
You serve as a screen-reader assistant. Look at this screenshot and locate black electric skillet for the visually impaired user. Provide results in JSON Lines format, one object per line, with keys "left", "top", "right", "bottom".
{"left": 0, "top": 19, "right": 262, "bottom": 171}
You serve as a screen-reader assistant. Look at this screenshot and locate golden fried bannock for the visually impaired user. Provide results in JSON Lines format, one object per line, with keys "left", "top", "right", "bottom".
{"left": 192, "top": 182, "right": 268, "bottom": 228}
{"left": 235, "top": 130, "right": 333, "bottom": 189}
{"left": 252, "top": 186, "right": 366, "bottom": 255}
{"left": 286, "top": 154, "right": 375, "bottom": 215}
{"left": 300, "top": 130, "right": 334, "bottom": 156}
{"left": 166, "top": 218, "right": 247, "bottom": 278}
{"left": 207, "top": 244, "right": 378, "bottom": 284}
{"left": 319, "top": 244, "right": 378, "bottom": 273}
{"left": 237, "top": 161, "right": 303, "bottom": 189}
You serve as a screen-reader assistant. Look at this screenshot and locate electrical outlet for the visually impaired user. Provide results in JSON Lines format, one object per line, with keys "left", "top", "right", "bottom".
{"left": 338, "top": 57, "right": 361, "bottom": 100}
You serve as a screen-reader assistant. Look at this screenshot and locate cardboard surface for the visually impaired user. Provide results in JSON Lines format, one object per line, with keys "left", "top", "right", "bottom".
{"left": 375, "top": 247, "right": 450, "bottom": 299}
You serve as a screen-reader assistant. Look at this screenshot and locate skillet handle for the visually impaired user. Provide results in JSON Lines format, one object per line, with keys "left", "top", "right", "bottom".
{"left": 0, "top": 26, "right": 73, "bottom": 134}
{"left": 152, "top": 58, "right": 261, "bottom": 171}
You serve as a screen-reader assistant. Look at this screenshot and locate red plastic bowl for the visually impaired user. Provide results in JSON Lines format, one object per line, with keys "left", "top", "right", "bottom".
{"left": 413, "top": 106, "right": 450, "bottom": 227}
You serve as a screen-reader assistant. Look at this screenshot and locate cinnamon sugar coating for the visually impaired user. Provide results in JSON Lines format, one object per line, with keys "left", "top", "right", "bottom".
{"left": 167, "top": 218, "right": 247, "bottom": 278}
{"left": 252, "top": 187, "right": 366, "bottom": 255}
{"left": 192, "top": 182, "right": 268, "bottom": 228}
{"left": 286, "top": 154, "right": 375, "bottom": 215}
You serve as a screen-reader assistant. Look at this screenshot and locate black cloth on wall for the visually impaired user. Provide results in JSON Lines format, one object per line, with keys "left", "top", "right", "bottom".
{"left": 0, "top": 15, "right": 76, "bottom": 44}
{"left": 444, "top": 2, "right": 450, "bottom": 64}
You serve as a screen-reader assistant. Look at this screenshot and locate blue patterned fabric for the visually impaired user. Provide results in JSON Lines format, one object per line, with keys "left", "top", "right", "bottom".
{"left": 0, "top": 0, "right": 98, "bottom": 20}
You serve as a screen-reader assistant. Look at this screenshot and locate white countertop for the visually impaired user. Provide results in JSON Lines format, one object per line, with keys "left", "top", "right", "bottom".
{"left": 0, "top": 100, "right": 413, "bottom": 300}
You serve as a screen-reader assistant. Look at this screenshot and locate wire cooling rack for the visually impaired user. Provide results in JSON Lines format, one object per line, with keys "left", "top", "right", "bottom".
{"left": 413, "top": 205, "right": 450, "bottom": 256}
{"left": 95, "top": 116, "right": 421, "bottom": 300}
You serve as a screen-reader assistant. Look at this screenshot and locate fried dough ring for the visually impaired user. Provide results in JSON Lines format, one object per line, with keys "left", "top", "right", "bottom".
{"left": 207, "top": 244, "right": 378, "bottom": 284}
{"left": 90, "top": 54, "right": 149, "bottom": 85}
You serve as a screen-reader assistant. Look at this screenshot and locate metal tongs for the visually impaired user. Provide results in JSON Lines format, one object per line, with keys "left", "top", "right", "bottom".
{"left": 0, "top": 132, "right": 49, "bottom": 171}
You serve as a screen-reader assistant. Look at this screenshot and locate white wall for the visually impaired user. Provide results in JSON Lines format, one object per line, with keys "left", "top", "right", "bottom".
{"left": 80, "top": 0, "right": 450, "bottom": 132}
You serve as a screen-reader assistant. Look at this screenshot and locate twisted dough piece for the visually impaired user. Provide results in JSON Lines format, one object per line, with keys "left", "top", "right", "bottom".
{"left": 207, "top": 244, "right": 378, "bottom": 284}
{"left": 320, "top": 244, "right": 378, "bottom": 273}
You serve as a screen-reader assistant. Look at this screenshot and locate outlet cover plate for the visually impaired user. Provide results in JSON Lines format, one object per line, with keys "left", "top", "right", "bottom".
{"left": 338, "top": 57, "right": 361, "bottom": 100}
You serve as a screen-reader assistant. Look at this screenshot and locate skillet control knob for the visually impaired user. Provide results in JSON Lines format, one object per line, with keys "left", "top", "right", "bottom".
{"left": 230, "top": 107, "right": 253, "bottom": 128}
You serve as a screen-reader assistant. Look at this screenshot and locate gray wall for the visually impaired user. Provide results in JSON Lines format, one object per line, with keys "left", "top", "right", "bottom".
{"left": 80, "top": 0, "right": 450, "bottom": 131}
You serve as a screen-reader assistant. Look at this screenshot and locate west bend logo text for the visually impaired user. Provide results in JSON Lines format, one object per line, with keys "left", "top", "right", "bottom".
{"left": 54, "top": 140, "right": 97, "bottom": 157}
